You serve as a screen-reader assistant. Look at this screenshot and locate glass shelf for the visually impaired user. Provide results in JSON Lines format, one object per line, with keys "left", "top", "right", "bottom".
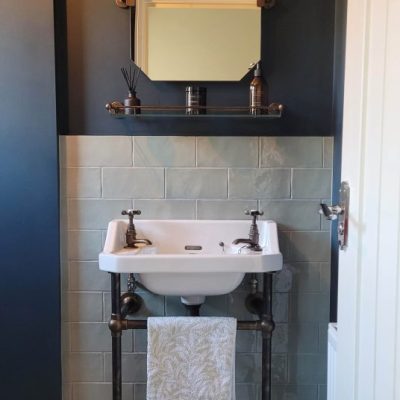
{"left": 105, "top": 102, "right": 284, "bottom": 119}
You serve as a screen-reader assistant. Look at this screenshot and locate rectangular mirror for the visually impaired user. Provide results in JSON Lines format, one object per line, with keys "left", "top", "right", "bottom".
{"left": 133, "top": 0, "right": 261, "bottom": 81}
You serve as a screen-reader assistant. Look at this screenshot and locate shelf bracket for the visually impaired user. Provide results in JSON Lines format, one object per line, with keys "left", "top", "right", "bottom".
{"left": 115, "top": 0, "right": 135, "bottom": 9}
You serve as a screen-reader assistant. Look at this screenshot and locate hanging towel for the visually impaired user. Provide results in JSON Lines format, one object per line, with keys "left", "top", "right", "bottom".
{"left": 147, "top": 317, "right": 237, "bottom": 400}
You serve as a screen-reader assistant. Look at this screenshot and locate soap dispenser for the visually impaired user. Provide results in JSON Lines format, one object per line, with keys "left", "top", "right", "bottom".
{"left": 249, "top": 63, "right": 265, "bottom": 115}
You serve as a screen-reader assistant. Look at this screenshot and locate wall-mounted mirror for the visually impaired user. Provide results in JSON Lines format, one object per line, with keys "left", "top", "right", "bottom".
{"left": 132, "top": 0, "right": 261, "bottom": 81}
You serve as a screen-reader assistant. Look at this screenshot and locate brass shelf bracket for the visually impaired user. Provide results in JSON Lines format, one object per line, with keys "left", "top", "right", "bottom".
{"left": 115, "top": 0, "right": 135, "bottom": 9}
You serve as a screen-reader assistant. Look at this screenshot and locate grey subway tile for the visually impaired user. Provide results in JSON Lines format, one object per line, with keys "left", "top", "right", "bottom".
{"left": 134, "top": 136, "right": 195, "bottom": 167}
{"left": 62, "top": 322, "right": 71, "bottom": 352}
{"left": 323, "top": 137, "right": 333, "bottom": 168}
{"left": 164, "top": 296, "right": 188, "bottom": 317}
{"left": 63, "top": 136, "right": 132, "bottom": 167}
{"left": 104, "top": 353, "right": 147, "bottom": 383}
{"left": 292, "top": 169, "right": 332, "bottom": 199}
{"left": 166, "top": 168, "right": 227, "bottom": 199}
{"left": 273, "top": 265, "right": 294, "bottom": 293}
{"left": 236, "top": 384, "right": 258, "bottom": 400}
{"left": 65, "top": 292, "right": 103, "bottom": 322}
{"left": 318, "top": 323, "right": 329, "bottom": 355}
{"left": 65, "top": 353, "right": 104, "bottom": 382}
{"left": 201, "top": 295, "right": 229, "bottom": 317}
{"left": 134, "top": 330, "right": 148, "bottom": 352}
{"left": 291, "top": 262, "right": 321, "bottom": 292}
{"left": 273, "top": 293, "right": 289, "bottom": 323}
{"left": 291, "top": 232, "right": 330, "bottom": 262}
{"left": 261, "top": 137, "right": 323, "bottom": 168}
{"left": 102, "top": 168, "right": 164, "bottom": 199}
{"left": 72, "top": 383, "right": 133, "bottom": 400}
{"left": 197, "top": 137, "right": 258, "bottom": 167}
{"left": 318, "top": 385, "right": 328, "bottom": 400}
{"left": 236, "top": 331, "right": 258, "bottom": 353}
{"left": 289, "top": 292, "right": 330, "bottom": 323}
{"left": 236, "top": 353, "right": 262, "bottom": 383}
{"left": 69, "top": 261, "right": 110, "bottom": 292}
{"left": 70, "top": 323, "right": 132, "bottom": 352}
{"left": 61, "top": 261, "right": 69, "bottom": 291}
{"left": 64, "top": 167, "right": 101, "bottom": 198}
{"left": 271, "top": 355, "right": 288, "bottom": 384}
{"left": 288, "top": 354, "right": 327, "bottom": 384}
{"left": 278, "top": 231, "right": 292, "bottom": 262}
{"left": 67, "top": 230, "right": 103, "bottom": 261}
{"left": 197, "top": 200, "right": 258, "bottom": 220}
{"left": 63, "top": 384, "right": 72, "bottom": 400}
{"left": 135, "top": 199, "right": 196, "bottom": 219}
{"left": 227, "top": 290, "right": 258, "bottom": 321}
{"left": 320, "top": 262, "right": 331, "bottom": 293}
{"left": 134, "top": 384, "right": 147, "bottom": 400}
{"left": 271, "top": 385, "right": 318, "bottom": 400}
{"left": 271, "top": 324, "right": 289, "bottom": 354}
{"left": 288, "top": 323, "right": 319, "bottom": 354}
{"left": 229, "top": 169, "right": 290, "bottom": 199}
{"left": 67, "top": 199, "right": 131, "bottom": 230}
{"left": 260, "top": 200, "right": 321, "bottom": 231}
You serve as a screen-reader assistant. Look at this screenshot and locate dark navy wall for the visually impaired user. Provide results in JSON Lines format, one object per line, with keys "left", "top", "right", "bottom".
{"left": 63, "top": 0, "right": 336, "bottom": 136}
{"left": 0, "top": 2, "right": 60, "bottom": 399}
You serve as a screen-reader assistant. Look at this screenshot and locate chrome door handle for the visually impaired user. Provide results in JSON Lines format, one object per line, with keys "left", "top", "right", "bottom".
{"left": 319, "top": 203, "right": 343, "bottom": 220}
{"left": 319, "top": 182, "right": 350, "bottom": 250}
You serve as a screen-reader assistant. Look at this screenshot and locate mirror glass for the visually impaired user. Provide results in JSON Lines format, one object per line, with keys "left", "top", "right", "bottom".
{"left": 133, "top": 1, "right": 261, "bottom": 81}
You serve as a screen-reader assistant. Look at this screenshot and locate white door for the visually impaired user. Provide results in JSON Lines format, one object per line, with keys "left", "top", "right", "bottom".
{"left": 336, "top": 0, "right": 400, "bottom": 399}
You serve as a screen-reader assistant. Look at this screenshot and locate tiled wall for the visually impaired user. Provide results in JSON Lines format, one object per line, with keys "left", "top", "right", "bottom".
{"left": 60, "top": 136, "right": 333, "bottom": 400}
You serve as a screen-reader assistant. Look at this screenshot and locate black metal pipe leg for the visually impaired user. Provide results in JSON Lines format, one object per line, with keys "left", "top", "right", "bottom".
{"left": 112, "top": 334, "right": 122, "bottom": 400}
{"left": 262, "top": 337, "right": 272, "bottom": 400}
{"left": 111, "top": 273, "right": 122, "bottom": 400}
{"left": 261, "top": 273, "right": 274, "bottom": 400}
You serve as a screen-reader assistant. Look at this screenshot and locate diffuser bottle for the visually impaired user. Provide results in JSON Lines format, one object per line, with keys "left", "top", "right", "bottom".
{"left": 249, "top": 63, "right": 265, "bottom": 115}
{"left": 124, "top": 91, "right": 141, "bottom": 115}
{"left": 121, "top": 65, "right": 141, "bottom": 115}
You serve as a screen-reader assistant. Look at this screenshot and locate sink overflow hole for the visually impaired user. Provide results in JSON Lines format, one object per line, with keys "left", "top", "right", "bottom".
{"left": 184, "top": 245, "right": 202, "bottom": 251}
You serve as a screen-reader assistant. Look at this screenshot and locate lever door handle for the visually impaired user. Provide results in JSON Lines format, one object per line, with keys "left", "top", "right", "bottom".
{"left": 319, "top": 203, "right": 343, "bottom": 221}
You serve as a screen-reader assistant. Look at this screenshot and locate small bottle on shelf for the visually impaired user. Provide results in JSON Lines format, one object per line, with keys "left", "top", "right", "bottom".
{"left": 249, "top": 63, "right": 265, "bottom": 115}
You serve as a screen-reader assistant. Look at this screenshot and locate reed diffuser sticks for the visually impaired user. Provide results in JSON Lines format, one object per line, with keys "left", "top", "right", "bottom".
{"left": 121, "top": 64, "right": 142, "bottom": 115}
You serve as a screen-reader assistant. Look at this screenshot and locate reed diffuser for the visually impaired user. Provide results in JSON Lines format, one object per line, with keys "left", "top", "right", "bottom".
{"left": 121, "top": 64, "right": 141, "bottom": 115}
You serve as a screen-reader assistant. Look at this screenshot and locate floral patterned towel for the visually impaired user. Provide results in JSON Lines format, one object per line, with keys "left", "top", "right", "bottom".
{"left": 147, "top": 317, "right": 237, "bottom": 400}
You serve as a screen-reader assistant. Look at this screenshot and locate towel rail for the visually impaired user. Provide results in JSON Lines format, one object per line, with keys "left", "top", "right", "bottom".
{"left": 108, "top": 272, "right": 274, "bottom": 400}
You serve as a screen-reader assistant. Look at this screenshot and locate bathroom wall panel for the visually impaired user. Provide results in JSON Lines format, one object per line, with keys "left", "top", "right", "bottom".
{"left": 62, "top": 0, "right": 336, "bottom": 136}
{"left": 0, "top": 1, "right": 60, "bottom": 398}
{"left": 60, "top": 135, "right": 332, "bottom": 400}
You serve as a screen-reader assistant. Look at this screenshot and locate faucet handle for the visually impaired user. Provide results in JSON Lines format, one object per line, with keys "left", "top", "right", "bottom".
{"left": 245, "top": 210, "right": 264, "bottom": 219}
{"left": 121, "top": 210, "right": 141, "bottom": 228}
{"left": 121, "top": 209, "right": 141, "bottom": 218}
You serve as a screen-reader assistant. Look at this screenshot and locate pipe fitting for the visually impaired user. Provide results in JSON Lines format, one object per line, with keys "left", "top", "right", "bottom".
{"left": 108, "top": 314, "right": 128, "bottom": 334}
{"left": 120, "top": 292, "right": 143, "bottom": 318}
{"left": 260, "top": 314, "right": 275, "bottom": 339}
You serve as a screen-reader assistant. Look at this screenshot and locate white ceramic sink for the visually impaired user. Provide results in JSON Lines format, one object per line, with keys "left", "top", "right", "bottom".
{"left": 99, "top": 220, "right": 282, "bottom": 304}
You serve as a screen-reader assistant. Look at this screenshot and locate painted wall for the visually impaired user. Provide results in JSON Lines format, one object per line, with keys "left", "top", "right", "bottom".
{"left": 60, "top": 135, "right": 332, "bottom": 400}
{"left": 0, "top": 1, "right": 60, "bottom": 399}
{"left": 63, "top": 0, "right": 335, "bottom": 135}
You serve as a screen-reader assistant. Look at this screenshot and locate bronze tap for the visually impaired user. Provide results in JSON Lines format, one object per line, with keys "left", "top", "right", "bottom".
{"left": 232, "top": 210, "right": 264, "bottom": 252}
{"left": 121, "top": 210, "right": 152, "bottom": 248}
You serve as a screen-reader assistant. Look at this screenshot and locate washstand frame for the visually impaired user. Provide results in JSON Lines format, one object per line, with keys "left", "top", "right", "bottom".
{"left": 108, "top": 272, "right": 275, "bottom": 400}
